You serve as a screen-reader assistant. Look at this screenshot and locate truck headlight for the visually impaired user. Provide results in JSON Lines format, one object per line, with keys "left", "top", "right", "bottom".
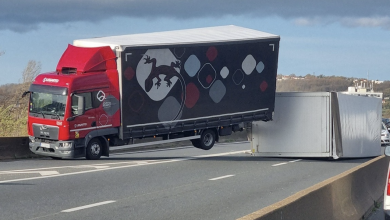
{"left": 29, "top": 136, "right": 35, "bottom": 143}
{"left": 59, "top": 142, "right": 73, "bottom": 149}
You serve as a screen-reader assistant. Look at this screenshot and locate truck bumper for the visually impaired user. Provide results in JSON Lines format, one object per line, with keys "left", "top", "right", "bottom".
{"left": 29, "top": 137, "right": 85, "bottom": 159}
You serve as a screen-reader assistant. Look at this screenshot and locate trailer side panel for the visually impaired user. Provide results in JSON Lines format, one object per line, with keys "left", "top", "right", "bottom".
{"left": 120, "top": 40, "right": 279, "bottom": 138}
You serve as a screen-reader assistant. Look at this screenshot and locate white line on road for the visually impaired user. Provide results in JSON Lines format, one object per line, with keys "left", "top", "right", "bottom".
{"left": 39, "top": 171, "right": 60, "bottom": 176}
{"left": 209, "top": 175, "right": 235, "bottom": 181}
{"left": 272, "top": 159, "right": 302, "bottom": 167}
{"left": 0, "top": 162, "right": 141, "bottom": 173}
{"left": 61, "top": 200, "right": 116, "bottom": 213}
{"left": 0, "top": 171, "right": 60, "bottom": 176}
{"left": 272, "top": 162, "right": 288, "bottom": 167}
{"left": 0, "top": 150, "right": 246, "bottom": 184}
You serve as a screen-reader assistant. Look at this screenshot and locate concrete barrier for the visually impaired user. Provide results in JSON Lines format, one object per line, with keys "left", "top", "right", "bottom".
{"left": 239, "top": 155, "right": 389, "bottom": 220}
{"left": 0, "top": 137, "right": 41, "bottom": 160}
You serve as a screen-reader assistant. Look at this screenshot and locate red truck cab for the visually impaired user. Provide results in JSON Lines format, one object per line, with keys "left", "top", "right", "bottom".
{"left": 27, "top": 45, "right": 120, "bottom": 159}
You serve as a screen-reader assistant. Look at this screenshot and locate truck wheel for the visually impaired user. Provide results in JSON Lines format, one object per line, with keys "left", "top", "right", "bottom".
{"left": 50, "top": 157, "right": 62, "bottom": 160}
{"left": 193, "top": 129, "right": 216, "bottom": 150}
{"left": 86, "top": 138, "right": 102, "bottom": 160}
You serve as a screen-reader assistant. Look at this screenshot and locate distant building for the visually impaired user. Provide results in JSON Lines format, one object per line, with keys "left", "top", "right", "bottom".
{"left": 343, "top": 80, "right": 383, "bottom": 99}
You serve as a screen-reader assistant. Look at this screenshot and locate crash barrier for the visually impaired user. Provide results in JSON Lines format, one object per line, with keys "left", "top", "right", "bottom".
{"left": 0, "top": 137, "right": 40, "bottom": 160}
{"left": 239, "top": 155, "right": 389, "bottom": 220}
{"left": 0, "top": 132, "right": 249, "bottom": 160}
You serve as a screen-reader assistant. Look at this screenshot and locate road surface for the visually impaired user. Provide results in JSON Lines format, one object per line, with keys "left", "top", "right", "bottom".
{"left": 0, "top": 142, "right": 373, "bottom": 220}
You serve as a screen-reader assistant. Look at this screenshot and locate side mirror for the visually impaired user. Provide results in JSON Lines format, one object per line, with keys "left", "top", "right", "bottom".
{"left": 22, "top": 91, "right": 30, "bottom": 98}
{"left": 75, "top": 95, "right": 85, "bottom": 115}
{"left": 66, "top": 94, "right": 85, "bottom": 121}
{"left": 385, "top": 146, "right": 390, "bottom": 157}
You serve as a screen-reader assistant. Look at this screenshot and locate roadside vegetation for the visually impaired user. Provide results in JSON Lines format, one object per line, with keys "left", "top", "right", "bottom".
{"left": 0, "top": 53, "right": 41, "bottom": 137}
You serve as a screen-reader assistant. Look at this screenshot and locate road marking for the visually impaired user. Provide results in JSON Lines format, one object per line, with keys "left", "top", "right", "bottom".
{"left": 61, "top": 200, "right": 116, "bottom": 213}
{"left": 272, "top": 162, "right": 288, "bottom": 167}
{"left": 209, "top": 175, "right": 235, "bottom": 181}
{"left": 193, "top": 151, "right": 246, "bottom": 158}
{"left": 0, "top": 150, "right": 246, "bottom": 184}
{"left": 39, "top": 171, "right": 60, "bottom": 176}
{"left": 0, "top": 161, "right": 152, "bottom": 173}
{"left": 272, "top": 159, "right": 302, "bottom": 167}
{"left": 84, "top": 165, "right": 110, "bottom": 169}
{"left": 0, "top": 171, "right": 59, "bottom": 176}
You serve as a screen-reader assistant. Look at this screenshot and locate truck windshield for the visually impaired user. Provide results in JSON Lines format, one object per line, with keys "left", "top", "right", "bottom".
{"left": 30, "top": 92, "right": 67, "bottom": 117}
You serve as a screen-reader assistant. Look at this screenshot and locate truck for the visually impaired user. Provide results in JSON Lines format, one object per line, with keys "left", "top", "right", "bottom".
{"left": 24, "top": 25, "right": 280, "bottom": 159}
{"left": 250, "top": 92, "right": 382, "bottom": 159}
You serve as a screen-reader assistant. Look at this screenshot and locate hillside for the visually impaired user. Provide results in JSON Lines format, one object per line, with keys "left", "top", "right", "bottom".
{"left": 0, "top": 74, "right": 389, "bottom": 137}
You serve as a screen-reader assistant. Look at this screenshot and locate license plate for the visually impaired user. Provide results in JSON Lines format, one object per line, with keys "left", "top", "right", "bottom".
{"left": 41, "top": 143, "right": 50, "bottom": 148}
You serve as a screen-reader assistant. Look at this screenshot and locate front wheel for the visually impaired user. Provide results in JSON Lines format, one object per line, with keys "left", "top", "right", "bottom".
{"left": 86, "top": 138, "right": 102, "bottom": 160}
{"left": 192, "top": 129, "right": 216, "bottom": 150}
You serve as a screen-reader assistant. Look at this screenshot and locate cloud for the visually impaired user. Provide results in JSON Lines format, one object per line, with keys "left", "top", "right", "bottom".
{"left": 340, "top": 16, "right": 390, "bottom": 30}
{"left": 292, "top": 17, "right": 334, "bottom": 26}
{"left": 1, "top": 0, "right": 389, "bottom": 32}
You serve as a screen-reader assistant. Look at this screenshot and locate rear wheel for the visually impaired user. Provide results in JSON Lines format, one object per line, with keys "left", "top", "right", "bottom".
{"left": 192, "top": 129, "right": 216, "bottom": 150}
{"left": 86, "top": 138, "right": 102, "bottom": 160}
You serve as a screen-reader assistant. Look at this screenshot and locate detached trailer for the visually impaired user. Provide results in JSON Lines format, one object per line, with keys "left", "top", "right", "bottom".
{"left": 250, "top": 92, "right": 382, "bottom": 159}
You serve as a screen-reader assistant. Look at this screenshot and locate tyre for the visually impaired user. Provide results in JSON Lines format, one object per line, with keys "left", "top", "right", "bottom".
{"left": 50, "top": 157, "right": 62, "bottom": 160}
{"left": 192, "top": 129, "right": 216, "bottom": 150}
{"left": 86, "top": 138, "right": 102, "bottom": 160}
{"left": 191, "top": 139, "right": 201, "bottom": 148}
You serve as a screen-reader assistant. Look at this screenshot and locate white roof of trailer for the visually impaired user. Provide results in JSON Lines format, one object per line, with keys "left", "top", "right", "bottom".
{"left": 73, "top": 25, "right": 279, "bottom": 50}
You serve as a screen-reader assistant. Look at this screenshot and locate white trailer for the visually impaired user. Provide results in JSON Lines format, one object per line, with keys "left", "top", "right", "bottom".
{"left": 250, "top": 92, "right": 382, "bottom": 159}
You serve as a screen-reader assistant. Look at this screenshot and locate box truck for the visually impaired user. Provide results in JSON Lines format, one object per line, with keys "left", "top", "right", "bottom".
{"left": 24, "top": 25, "right": 280, "bottom": 159}
{"left": 250, "top": 92, "right": 382, "bottom": 159}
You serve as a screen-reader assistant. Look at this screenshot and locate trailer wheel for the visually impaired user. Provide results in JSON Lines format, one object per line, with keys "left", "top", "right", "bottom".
{"left": 192, "top": 129, "right": 216, "bottom": 150}
{"left": 86, "top": 138, "right": 102, "bottom": 160}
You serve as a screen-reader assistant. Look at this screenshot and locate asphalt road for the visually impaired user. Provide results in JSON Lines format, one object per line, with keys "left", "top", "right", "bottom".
{"left": 0, "top": 142, "right": 374, "bottom": 220}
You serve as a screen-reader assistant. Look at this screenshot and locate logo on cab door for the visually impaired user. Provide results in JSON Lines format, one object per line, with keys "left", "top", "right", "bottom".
{"left": 74, "top": 123, "right": 87, "bottom": 128}
{"left": 97, "top": 90, "right": 105, "bottom": 102}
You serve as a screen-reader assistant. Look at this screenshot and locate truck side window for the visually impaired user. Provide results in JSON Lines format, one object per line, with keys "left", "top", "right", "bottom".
{"left": 71, "top": 92, "right": 93, "bottom": 115}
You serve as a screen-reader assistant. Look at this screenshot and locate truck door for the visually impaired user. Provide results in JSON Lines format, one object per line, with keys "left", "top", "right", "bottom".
{"left": 69, "top": 92, "right": 97, "bottom": 139}
{"left": 94, "top": 90, "right": 114, "bottom": 130}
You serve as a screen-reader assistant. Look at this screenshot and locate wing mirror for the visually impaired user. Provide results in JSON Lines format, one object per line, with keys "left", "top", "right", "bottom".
{"left": 22, "top": 91, "right": 30, "bottom": 98}
{"left": 75, "top": 94, "right": 85, "bottom": 115}
{"left": 66, "top": 94, "right": 85, "bottom": 121}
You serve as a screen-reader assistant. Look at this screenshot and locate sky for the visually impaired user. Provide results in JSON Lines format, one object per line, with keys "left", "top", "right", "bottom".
{"left": 0, "top": 0, "right": 389, "bottom": 85}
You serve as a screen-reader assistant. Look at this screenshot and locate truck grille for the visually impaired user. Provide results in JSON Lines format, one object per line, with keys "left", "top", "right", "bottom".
{"left": 32, "top": 124, "right": 59, "bottom": 140}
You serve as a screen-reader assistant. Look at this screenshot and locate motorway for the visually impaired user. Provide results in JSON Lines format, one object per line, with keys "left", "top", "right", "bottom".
{"left": 0, "top": 142, "right": 374, "bottom": 220}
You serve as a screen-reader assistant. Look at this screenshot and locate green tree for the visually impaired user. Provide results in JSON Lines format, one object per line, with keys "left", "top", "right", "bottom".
{"left": 0, "top": 60, "right": 41, "bottom": 137}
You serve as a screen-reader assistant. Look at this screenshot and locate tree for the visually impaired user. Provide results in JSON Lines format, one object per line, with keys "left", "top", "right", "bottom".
{"left": 0, "top": 60, "right": 41, "bottom": 137}
{"left": 21, "top": 60, "right": 41, "bottom": 84}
